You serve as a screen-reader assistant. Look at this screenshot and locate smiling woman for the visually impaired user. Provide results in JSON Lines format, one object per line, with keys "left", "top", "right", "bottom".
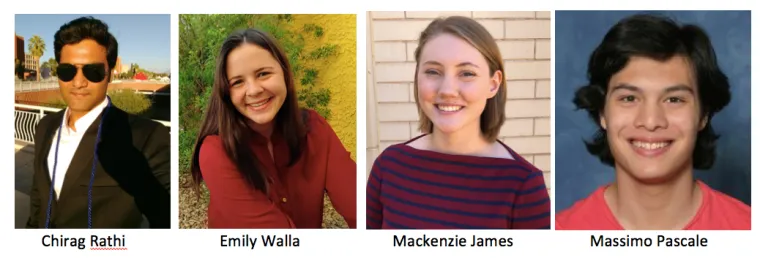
{"left": 187, "top": 28, "right": 357, "bottom": 229}
{"left": 366, "top": 15, "right": 551, "bottom": 230}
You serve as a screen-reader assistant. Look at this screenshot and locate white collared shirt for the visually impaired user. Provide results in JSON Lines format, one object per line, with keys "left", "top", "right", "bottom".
{"left": 47, "top": 97, "right": 109, "bottom": 200}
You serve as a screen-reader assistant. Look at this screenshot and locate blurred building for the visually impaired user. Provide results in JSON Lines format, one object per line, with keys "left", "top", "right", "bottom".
{"left": 111, "top": 56, "right": 123, "bottom": 81}
{"left": 24, "top": 53, "right": 39, "bottom": 71}
{"left": 15, "top": 35, "right": 41, "bottom": 80}
{"left": 23, "top": 53, "right": 39, "bottom": 80}
{"left": 114, "top": 56, "right": 123, "bottom": 73}
{"left": 121, "top": 63, "right": 131, "bottom": 74}
{"left": 14, "top": 34, "right": 24, "bottom": 64}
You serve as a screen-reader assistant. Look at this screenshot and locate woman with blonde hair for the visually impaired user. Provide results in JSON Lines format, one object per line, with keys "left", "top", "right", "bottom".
{"left": 367, "top": 16, "right": 550, "bottom": 229}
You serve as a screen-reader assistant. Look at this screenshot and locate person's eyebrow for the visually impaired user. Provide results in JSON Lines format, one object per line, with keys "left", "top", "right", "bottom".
{"left": 610, "top": 83, "right": 696, "bottom": 97}
{"left": 228, "top": 66, "right": 273, "bottom": 81}
{"left": 421, "top": 60, "right": 480, "bottom": 68}
{"left": 59, "top": 62, "right": 105, "bottom": 66}
{"left": 610, "top": 83, "right": 640, "bottom": 93}
{"left": 228, "top": 74, "right": 242, "bottom": 81}
{"left": 422, "top": 60, "right": 442, "bottom": 66}
{"left": 455, "top": 62, "right": 479, "bottom": 68}
{"left": 663, "top": 84, "right": 695, "bottom": 95}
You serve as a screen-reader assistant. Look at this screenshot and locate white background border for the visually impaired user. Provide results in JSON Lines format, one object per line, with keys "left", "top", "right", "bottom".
{"left": 4, "top": 0, "right": 757, "bottom": 257}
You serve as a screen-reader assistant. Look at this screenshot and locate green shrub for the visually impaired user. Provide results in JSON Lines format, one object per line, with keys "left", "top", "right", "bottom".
{"left": 107, "top": 89, "right": 152, "bottom": 116}
{"left": 309, "top": 44, "right": 337, "bottom": 59}
{"left": 48, "top": 97, "right": 67, "bottom": 109}
{"left": 303, "top": 24, "right": 324, "bottom": 38}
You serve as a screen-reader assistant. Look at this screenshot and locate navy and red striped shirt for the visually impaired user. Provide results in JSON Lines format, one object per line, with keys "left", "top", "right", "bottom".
{"left": 366, "top": 136, "right": 550, "bottom": 229}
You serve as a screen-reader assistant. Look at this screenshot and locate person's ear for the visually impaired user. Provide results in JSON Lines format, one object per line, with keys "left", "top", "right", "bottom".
{"left": 488, "top": 70, "right": 503, "bottom": 98}
{"left": 699, "top": 114, "right": 708, "bottom": 130}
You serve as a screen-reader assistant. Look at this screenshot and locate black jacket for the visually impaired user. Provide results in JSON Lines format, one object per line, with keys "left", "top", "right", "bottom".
{"left": 26, "top": 105, "right": 170, "bottom": 228}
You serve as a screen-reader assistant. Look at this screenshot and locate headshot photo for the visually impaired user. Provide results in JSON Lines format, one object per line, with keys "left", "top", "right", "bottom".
{"left": 14, "top": 14, "right": 172, "bottom": 228}
{"left": 555, "top": 11, "right": 751, "bottom": 230}
{"left": 366, "top": 11, "right": 551, "bottom": 229}
{"left": 178, "top": 14, "right": 357, "bottom": 229}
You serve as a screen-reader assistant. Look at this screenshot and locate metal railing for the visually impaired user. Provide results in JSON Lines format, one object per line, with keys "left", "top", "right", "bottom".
{"left": 15, "top": 81, "right": 59, "bottom": 92}
{"left": 15, "top": 79, "right": 172, "bottom": 93}
{"left": 14, "top": 103, "right": 171, "bottom": 144}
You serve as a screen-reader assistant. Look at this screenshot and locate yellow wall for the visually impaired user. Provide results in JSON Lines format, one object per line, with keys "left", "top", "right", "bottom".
{"left": 292, "top": 14, "right": 357, "bottom": 160}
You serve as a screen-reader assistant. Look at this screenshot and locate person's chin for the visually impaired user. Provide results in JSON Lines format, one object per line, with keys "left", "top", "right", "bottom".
{"left": 626, "top": 167, "right": 677, "bottom": 184}
{"left": 432, "top": 122, "right": 463, "bottom": 135}
{"left": 66, "top": 103, "right": 91, "bottom": 112}
{"left": 246, "top": 113, "right": 276, "bottom": 125}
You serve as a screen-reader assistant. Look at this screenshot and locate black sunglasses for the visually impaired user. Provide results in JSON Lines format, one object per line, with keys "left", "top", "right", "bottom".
{"left": 57, "top": 63, "right": 107, "bottom": 83}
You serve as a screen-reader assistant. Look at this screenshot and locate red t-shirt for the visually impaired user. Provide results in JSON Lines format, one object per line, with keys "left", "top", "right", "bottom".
{"left": 199, "top": 109, "right": 356, "bottom": 228}
{"left": 556, "top": 180, "right": 750, "bottom": 230}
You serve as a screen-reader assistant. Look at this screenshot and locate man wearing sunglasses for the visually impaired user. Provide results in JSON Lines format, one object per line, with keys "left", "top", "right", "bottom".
{"left": 26, "top": 16, "right": 170, "bottom": 229}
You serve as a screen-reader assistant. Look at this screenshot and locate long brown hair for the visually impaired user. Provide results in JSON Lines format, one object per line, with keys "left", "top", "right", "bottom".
{"left": 190, "top": 28, "right": 307, "bottom": 195}
{"left": 413, "top": 16, "right": 507, "bottom": 142}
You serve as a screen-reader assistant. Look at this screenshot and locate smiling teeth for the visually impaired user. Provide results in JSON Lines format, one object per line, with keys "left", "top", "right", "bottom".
{"left": 632, "top": 141, "right": 670, "bottom": 150}
{"left": 437, "top": 105, "right": 463, "bottom": 112}
{"left": 249, "top": 98, "right": 270, "bottom": 107}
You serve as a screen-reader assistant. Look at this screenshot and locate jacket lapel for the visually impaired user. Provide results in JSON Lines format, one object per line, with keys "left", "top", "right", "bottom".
{"left": 57, "top": 114, "right": 103, "bottom": 201}
{"left": 39, "top": 111, "right": 64, "bottom": 208}
{"left": 40, "top": 112, "right": 63, "bottom": 183}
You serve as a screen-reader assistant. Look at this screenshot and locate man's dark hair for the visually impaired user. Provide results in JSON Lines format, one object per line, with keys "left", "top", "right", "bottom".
{"left": 54, "top": 16, "right": 118, "bottom": 70}
{"left": 573, "top": 13, "right": 731, "bottom": 169}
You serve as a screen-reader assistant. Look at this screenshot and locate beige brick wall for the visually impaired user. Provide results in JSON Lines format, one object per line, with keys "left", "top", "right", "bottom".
{"left": 366, "top": 11, "right": 552, "bottom": 191}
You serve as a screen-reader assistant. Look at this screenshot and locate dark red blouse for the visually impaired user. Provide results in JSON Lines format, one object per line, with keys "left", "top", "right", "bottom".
{"left": 199, "top": 109, "right": 356, "bottom": 228}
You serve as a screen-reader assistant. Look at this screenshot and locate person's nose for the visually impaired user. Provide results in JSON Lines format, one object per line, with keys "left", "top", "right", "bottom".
{"left": 634, "top": 101, "right": 668, "bottom": 131}
{"left": 437, "top": 73, "right": 460, "bottom": 99}
{"left": 244, "top": 79, "right": 264, "bottom": 96}
{"left": 72, "top": 68, "right": 87, "bottom": 89}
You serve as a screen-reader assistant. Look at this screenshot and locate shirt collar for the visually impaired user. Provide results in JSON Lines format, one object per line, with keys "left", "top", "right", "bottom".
{"left": 63, "top": 96, "right": 109, "bottom": 133}
{"left": 249, "top": 125, "right": 284, "bottom": 145}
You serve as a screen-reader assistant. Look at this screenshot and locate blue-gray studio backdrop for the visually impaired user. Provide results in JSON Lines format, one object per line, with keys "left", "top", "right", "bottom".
{"left": 554, "top": 11, "right": 751, "bottom": 212}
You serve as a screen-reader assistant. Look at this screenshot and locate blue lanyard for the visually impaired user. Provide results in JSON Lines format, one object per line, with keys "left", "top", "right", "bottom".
{"left": 44, "top": 97, "right": 111, "bottom": 229}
